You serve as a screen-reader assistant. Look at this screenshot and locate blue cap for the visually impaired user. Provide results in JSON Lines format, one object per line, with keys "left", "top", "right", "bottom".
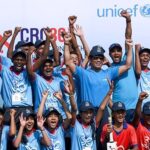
{"left": 112, "top": 101, "right": 126, "bottom": 111}
{"left": 15, "top": 41, "right": 34, "bottom": 50}
{"left": 79, "top": 101, "right": 94, "bottom": 112}
{"left": 89, "top": 45, "right": 105, "bottom": 57}
{"left": 35, "top": 40, "right": 45, "bottom": 49}
{"left": 139, "top": 48, "right": 150, "bottom": 55}
{"left": 109, "top": 43, "right": 122, "bottom": 52}
{"left": 143, "top": 101, "right": 150, "bottom": 115}
{"left": 12, "top": 49, "right": 26, "bottom": 59}
{"left": 44, "top": 107, "right": 60, "bottom": 117}
{"left": 23, "top": 109, "right": 35, "bottom": 118}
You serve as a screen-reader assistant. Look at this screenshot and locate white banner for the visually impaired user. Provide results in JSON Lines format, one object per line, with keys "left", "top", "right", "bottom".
{"left": 0, "top": 0, "right": 150, "bottom": 56}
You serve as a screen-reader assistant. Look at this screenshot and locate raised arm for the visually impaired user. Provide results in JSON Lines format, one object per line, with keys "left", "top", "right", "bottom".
{"left": 37, "top": 91, "right": 49, "bottom": 117}
{"left": 64, "top": 33, "right": 76, "bottom": 72}
{"left": 64, "top": 78, "right": 77, "bottom": 126}
{"left": 32, "top": 28, "right": 51, "bottom": 72}
{"left": 68, "top": 16, "right": 82, "bottom": 63}
{"left": 135, "top": 44, "right": 142, "bottom": 78}
{"left": 27, "top": 48, "right": 36, "bottom": 80}
{"left": 9, "top": 109, "right": 16, "bottom": 137}
{"left": 96, "top": 80, "right": 114, "bottom": 127}
{"left": 121, "top": 10, "right": 132, "bottom": 49}
{"left": 132, "top": 92, "right": 148, "bottom": 127}
{"left": 50, "top": 38, "right": 60, "bottom": 67}
{"left": 37, "top": 116, "right": 51, "bottom": 147}
{"left": 74, "top": 25, "right": 90, "bottom": 68}
{"left": 13, "top": 113, "right": 26, "bottom": 148}
{"left": 7, "top": 27, "right": 21, "bottom": 58}
{"left": 118, "top": 39, "right": 133, "bottom": 76}
{"left": 0, "top": 30, "right": 12, "bottom": 52}
{"left": 54, "top": 90, "right": 72, "bottom": 129}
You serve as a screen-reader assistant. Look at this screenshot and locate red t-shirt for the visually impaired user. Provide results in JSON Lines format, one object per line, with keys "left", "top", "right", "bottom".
{"left": 136, "top": 122, "right": 150, "bottom": 150}
{"left": 100, "top": 123, "right": 138, "bottom": 150}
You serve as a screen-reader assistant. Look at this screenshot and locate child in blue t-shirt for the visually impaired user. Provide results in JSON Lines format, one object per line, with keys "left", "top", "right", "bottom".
{"left": 37, "top": 90, "right": 72, "bottom": 150}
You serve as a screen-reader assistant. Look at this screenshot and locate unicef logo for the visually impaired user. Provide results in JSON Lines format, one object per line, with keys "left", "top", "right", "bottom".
{"left": 140, "top": 4, "right": 150, "bottom": 17}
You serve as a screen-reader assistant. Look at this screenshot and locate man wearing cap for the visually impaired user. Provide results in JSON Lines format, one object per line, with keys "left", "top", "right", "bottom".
{"left": 27, "top": 45, "right": 67, "bottom": 118}
{"left": 132, "top": 92, "right": 150, "bottom": 150}
{"left": 135, "top": 45, "right": 150, "bottom": 107}
{"left": 0, "top": 48, "right": 33, "bottom": 123}
{"left": 101, "top": 101, "right": 138, "bottom": 150}
{"left": 109, "top": 10, "right": 137, "bottom": 123}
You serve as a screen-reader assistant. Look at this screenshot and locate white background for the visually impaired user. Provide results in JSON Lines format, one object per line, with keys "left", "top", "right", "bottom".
{"left": 0, "top": 0, "right": 150, "bottom": 57}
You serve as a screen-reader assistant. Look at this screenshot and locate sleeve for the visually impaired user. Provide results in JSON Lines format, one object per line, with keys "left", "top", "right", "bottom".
{"left": 100, "top": 124, "right": 108, "bottom": 144}
{"left": 129, "top": 125, "right": 138, "bottom": 147}
{"left": 0, "top": 56, "right": 12, "bottom": 67}
{"left": 108, "top": 66, "right": 119, "bottom": 80}
{"left": 74, "top": 66, "right": 85, "bottom": 77}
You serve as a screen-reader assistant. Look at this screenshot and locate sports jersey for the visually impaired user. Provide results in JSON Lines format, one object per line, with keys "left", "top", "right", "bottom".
{"left": 101, "top": 122, "right": 138, "bottom": 149}
{"left": 74, "top": 66, "right": 119, "bottom": 107}
{"left": 32, "top": 74, "right": 66, "bottom": 118}
{"left": 41, "top": 126, "right": 65, "bottom": 150}
{"left": 0, "top": 65, "right": 33, "bottom": 108}
{"left": 112, "top": 50, "right": 138, "bottom": 110}
{"left": 15, "top": 130, "right": 41, "bottom": 150}
{"left": 138, "top": 70, "right": 150, "bottom": 107}
{"left": 136, "top": 122, "right": 150, "bottom": 150}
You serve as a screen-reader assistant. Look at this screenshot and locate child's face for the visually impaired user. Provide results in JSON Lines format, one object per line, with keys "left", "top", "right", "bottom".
{"left": 46, "top": 112, "right": 59, "bottom": 129}
{"left": 25, "top": 116, "right": 35, "bottom": 131}
{"left": 0, "top": 114, "right": 4, "bottom": 126}
{"left": 80, "top": 109, "right": 94, "bottom": 125}
{"left": 143, "top": 113, "right": 150, "bottom": 127}
{"left": 139, "top": 52, "right": 150, "bottom": 68}
{"left": 112, "top": 110, "right": 126, "bottom": 124}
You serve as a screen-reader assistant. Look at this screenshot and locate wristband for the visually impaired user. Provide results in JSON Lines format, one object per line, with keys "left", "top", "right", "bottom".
{"left": 64, "top": 42, "right": 70, "bottom": 45}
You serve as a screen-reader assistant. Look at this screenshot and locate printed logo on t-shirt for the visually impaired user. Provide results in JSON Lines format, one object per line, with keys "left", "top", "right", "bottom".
{"left": 141, "top": 136, "right": 150, "bottom": 149}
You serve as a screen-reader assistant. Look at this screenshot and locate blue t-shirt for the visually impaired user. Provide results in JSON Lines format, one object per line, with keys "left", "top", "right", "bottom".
{"left": 112, "top": 51, "right": 138, "bottom": 110}
{"left": 0, "top": 66, "right": 33, "bottom": 108}
{"left": 32, "top": 74, "right": 66, "bottom": 118}
{"left": 138, "top": 70, "right": 150, "bottom": 107}
{"left": 70, "top": 119, "right": 96, "bottom": 150}
{"left": 74, "top": 66, "right": 119, "bottom": 107}
{"left": 15, "top": 130, "right": 41, "bottom": 150}
{"left": 53, "top": 66, "right": 79, "bottom": 110}
{"left": 0, "top": 125, "right": 9, "bottom": 150}
{"left": 41, "top": 126, "right": 65, "bottom": 150}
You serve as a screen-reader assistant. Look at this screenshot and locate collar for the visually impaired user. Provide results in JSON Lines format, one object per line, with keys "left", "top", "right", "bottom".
{"left": 25, "top": 128, "right": 35, "bottom": 137}
{"left": 10, "top": 66, "right": 23, "bottom": 75}
{"left": 41, "top": 75, "right": 54, "bottom": 83}
{"left": 143, "top": 68, "right": 150, "bottom": 72}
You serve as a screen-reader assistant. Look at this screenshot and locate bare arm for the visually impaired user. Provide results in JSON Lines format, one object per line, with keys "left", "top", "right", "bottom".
{"left": 13, "top": 113, "right": 26, "bottom": 148}
{"left": 132, "top": 92, "right": 148, "bottom": 127}
{"left": 74, "top": 25, "right": 90, "bottom": 68}
{"left": 7, "top": 27, "right": 21, "bottom": 58}
{"left": 27, "top": 49, "right": 36, "bottom": 80}
{"left": 37, "top": 91, "right": 49, "bottom": 117}
{"left": 68, "top": 16, "right": 82, "bottom": 63}
{"left": 54, "top": 91, "right": 72, "bottom": 129}
{"left": 32, "top": 28, "right": 51, "bottom": 72}
{"left": 0, "top": 30, "right": 12, "bottom": 52}
{"left": 64, "top": 79, "right": 77, "bottom": 126}
{"left": 51, "top": 40, "right": 60, "bottom": 67}
{"left": 64, "top": 33, "right": 76, "bottom": 73}
{"left": 37, "top": 116, "right": 51, "bottom": 147}
{"left": 135, "top": 44, "right": 142, "bottom": 78}
{"left": 96, "top": 80, "right": 114, "bottom": 127}
{"left": 121, "top": 10, "right": 132, "bottom": 49}
{"left": 118, "top": 39, "right": 132, "bottom": 76}
{"left": 9, "top": 109, "right": 16, "bottom": 137}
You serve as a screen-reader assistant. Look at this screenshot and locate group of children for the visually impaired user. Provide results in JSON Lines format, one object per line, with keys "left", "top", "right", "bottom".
{"left": 0, "top": 9, "right": 149, "bottom": 150}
